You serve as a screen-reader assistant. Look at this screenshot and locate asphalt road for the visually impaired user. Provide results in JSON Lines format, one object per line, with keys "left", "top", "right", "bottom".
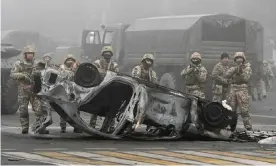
{"left": 1, "top": 91, "right": 276, "bottom": 165}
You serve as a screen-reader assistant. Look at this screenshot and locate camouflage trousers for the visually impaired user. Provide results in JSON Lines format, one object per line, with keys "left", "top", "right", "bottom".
{"left": 185, "top": 85, "right": 205, "bottom": 99}
{"left": 212, "top": 85, "right": 228, "bottom": 103}
{"left": 227, "top": 84, "right": 252, "bottom": 130}
{"left": 18, "top": 86, "right": 46, "bottom": 130}
{"left": 252, "top": 79, "right": 266, "bottom": 98}
{"left": 265, "top": 79, "right": 273, "bottom": 92}
{"left": 60, "top": 117, "right": 67, "bottom": 130}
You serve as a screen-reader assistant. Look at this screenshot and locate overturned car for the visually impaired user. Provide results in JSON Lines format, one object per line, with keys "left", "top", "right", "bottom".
{"left": 34, "top": 63, "right": 238, "bottom": 140}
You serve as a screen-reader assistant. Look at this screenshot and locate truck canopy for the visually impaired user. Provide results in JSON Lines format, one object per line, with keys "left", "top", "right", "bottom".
{"left": 125, "top": 14, "right": 263, "bottom": 65}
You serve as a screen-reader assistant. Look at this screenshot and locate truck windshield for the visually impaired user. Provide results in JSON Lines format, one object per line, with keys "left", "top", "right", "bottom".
{"left": 85, "top": 31, "right": 100, "bottom": 44}
{"left": 103, "top": 31, "right": 115, "bottom": 44}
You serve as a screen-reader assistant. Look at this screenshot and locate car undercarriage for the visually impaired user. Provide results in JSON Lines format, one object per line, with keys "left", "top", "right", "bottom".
{"left": 32, "top": 63, "right": 242, "bottom": 140}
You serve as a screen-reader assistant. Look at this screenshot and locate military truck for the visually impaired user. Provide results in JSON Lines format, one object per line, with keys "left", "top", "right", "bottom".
{"left": 1, "top": 43, "right": 21, "bottom": 114}
{"left": 80, "top": 23, "right": 130, "bottom": 63}
{"left": 82, "top": 14, "right": 264, "bottom": 100}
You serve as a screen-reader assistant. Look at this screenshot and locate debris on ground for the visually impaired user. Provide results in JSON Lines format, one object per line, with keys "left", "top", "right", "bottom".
{"left": 258, "top": 136, "right": 276, "bottom": 145}
{"left": 231, "top": 130, "right": 276, "bottom": 142}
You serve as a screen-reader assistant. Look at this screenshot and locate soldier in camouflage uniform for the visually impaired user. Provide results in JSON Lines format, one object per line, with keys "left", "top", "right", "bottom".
{"left": 92, "top": 46, "right": 119, "bottom": 72}
{"left": 249, "top": 61, "right": 265, "bottom": 101}
{"left": 181, "top": 52, "right": 207, "bottom": 99}
{"left": 132, "top": 53, "right": 158, "bottom": 132}
{"left": 225, "top": 52, "right": 252, "bottom": 130}
{"left": 132, "top": 53, "right": 157, "bottom": 84}
{"left": 59, "top": 54, "right": 82, "bottom": 133}
{"left": 211, "top": 52, "right": 231, "bottom": 102}
{"left": 263, "top": 60, "right": 274, "bottom": 92}
{"left": 268, "top": 59, "right": 276, "bottom": 76}
{"left": 43, "top": 53, "right": 53, "bottom": 68}
{"left": 89, "top": 46, "right": 119, "bottom": 128}
{"left": 10, "top": 45, "right": 49, "bottom": 134}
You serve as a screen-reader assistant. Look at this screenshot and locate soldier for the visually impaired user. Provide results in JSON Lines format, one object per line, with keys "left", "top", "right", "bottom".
{"left": 211, "top": 52, "right": 231, "bottom": 102}
{"left": 43, "top": 53, "right": 53, "bottom": 68}
{"left": 89, "top": 46, "right": 119, "bottom": 128}
{"left": 181, "top": 52, "right": 207, "bottom": 99}
{"left": 268, "top": 59, "right": 276, "bottom": 76}
{"left": 131, "top": 53, "right": 157, "bottom": 84}
{"left": 249, "top": 61, "right": 266, "bottom": 101}
{"left": 263, "top": 60, "right": 274, "bottom": 92}
{"left": 10, "top": 45, "right": 49, "bottom": 134}
{"left": 226, "top": 52, "right": 252, "bottom": 130}
{"left": 132, "top": 53, "right": 158, "bottom": 132}
{"left": 59, "top": 54, "right": 82, "bottom": 133}
{"left": 93, "top": 46, "right": 119, "bottom": 72}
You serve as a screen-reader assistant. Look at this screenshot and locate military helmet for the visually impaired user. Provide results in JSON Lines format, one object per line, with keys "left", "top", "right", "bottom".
{"left": 233, "top": 52, "right": 246, "bottom": 61}
{"left": 190, "top": 52, "right": 201, "bottom": 60}
{"left": 101, "top": 46, "right": 113, "bottom": 55}
{"left": 64, "top": 54, "right": 76, "bottom": 63}
{"left": 43, "top": 53, "right": 52, "bottom": 60}
{"left": 23, "top": 45, "right": 35, "bottom": 54}
{"left": 263, "top": 60, "right": 268, "bottom": 64}
{"left": 142, "top": 53, "right": 154, "bottom": 62}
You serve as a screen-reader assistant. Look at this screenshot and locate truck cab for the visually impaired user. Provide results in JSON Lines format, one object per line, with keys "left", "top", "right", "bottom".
{"left": 81, "top": 30, "right": 102, "bottom": 62}
{"left": 81, "top": 24, "right": 130, "bottom": 65}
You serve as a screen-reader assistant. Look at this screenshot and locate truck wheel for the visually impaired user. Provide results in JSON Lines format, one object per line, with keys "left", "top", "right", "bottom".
{"left": 1, "top": 78, "right": 18, "bottom": 115}
{"left": 159, "top": 73, "right": 176, "bottom": 89}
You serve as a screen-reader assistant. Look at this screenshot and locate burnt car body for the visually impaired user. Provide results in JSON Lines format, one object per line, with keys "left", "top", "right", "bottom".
{"left": 34, "top": 63, "right": 237, "bottom": 140}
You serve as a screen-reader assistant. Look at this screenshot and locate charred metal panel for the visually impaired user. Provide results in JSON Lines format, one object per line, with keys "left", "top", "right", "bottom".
{"left": 34, "top": 63, "right": 237, "bottom": 140}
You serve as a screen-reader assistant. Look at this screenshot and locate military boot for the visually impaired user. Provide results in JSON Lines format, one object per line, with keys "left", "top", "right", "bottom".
{"left": 243, "top": 118, "right": 252, "bottom": 131}
{"left": 60, "top": 127, "right": 66, "bottom": 133}
{"left": 246, "top": 127, "right": 253, "bottom": 131}
{"left": 21, "top": 128, "right": 29, "bottom": 134}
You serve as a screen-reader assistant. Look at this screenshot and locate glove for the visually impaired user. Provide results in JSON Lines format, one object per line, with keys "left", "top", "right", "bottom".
{"left": 235, "top": 66, "right": 242, "bottom": 74}
{"left": 190, "top": 64, "right": 197, "bottom": 68}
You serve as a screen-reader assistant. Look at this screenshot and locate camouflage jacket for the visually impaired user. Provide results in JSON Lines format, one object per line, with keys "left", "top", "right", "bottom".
{"left": 181, "top": 64, "right": 207, "bottom": 86}
{"left": 131, "top": 65, "right": 158, "bottom": 84}
{"left": 58, "top": 64, "right": 75, "bottom": 81}
{"left": 211, "top": 62, "right": 229, "bottom": 86}
{"left": 10, "top": 59, "right": 40, "bottom": 86}
{"left": 93, "top": 59, "right": 119, "bottom": 72}
{"left": 225, "top": 62, "right": 252, "bottom": 84}
{"left": 263, "top": 65, "right": 274, "bottom": 79}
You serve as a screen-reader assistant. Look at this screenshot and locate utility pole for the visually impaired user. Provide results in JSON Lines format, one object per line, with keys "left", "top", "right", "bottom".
{"left": 101, "top": 0, "right": 111, "bottom": 26}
